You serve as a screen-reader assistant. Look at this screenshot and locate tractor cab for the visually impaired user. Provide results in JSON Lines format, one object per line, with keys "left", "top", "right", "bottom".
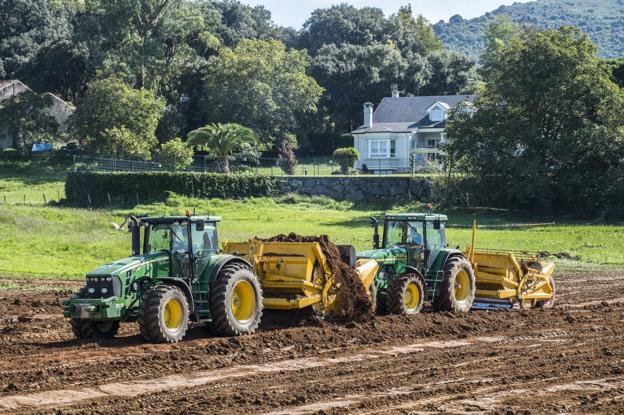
{"left": 131, "top": 215, "right": 222, "bottom": 280}
{"left": 367, "top": 213, "right": 449, "bottom": 273}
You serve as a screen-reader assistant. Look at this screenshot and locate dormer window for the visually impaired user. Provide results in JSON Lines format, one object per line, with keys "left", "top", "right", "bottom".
{"left": 430, "top": 109, "right": 445, "bottom": 122}
{"left": 427, "top": 102, "right": 450, "bottom": 122}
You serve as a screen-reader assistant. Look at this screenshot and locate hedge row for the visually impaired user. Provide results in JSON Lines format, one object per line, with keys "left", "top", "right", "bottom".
{"left": 65, "top": 171, "right": 279, "bottom": 206}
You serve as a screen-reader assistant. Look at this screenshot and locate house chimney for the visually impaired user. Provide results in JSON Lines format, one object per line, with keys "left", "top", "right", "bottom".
{"left": 363, "top": 102, "right": 374, "bottom": 128}
{"left": 391, "top": 83, "right": 400, "bottom": 98}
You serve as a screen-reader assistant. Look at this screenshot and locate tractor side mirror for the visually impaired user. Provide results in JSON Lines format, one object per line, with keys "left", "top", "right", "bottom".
{"left": 433, "top": 220, "right": 441, "bottom": 230}
{"left": 196, "top": 220, "right": 205, "bottom": 231}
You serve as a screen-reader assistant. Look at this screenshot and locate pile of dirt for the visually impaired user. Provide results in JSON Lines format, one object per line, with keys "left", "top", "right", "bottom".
{"left": 256, "top": 233, "right": 374, "bottom": 322}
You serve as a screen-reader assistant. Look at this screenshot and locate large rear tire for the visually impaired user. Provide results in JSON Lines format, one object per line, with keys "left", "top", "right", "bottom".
{"left": 210, "top": 263, "right": 263, "bottom": 336}
{"left": 138, "top": 285, "right": 190, "bottom": 343}
{"left": 433, "top": 256, "right": 475, "bottom": 313}
{"left": 387, "top": 274, "right": 425, "bottom": 315}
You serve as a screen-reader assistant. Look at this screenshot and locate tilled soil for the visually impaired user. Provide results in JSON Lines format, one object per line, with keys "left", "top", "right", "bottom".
{"left": 0, "top": 269, "right": 623, "bottom": 414}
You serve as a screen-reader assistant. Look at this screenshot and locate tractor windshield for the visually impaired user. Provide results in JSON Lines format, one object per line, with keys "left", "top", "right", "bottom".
{"left": 147, "top": 223, "right": 189, "bottom": 253}
{"left": 384, "top": 220, "right": 424, "bottom": 247}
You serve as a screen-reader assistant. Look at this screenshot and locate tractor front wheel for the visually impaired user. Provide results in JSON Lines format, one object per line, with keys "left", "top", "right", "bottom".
{"left": 210, "top": 263, "right": 263, "bottom": 336}
{"left": 433, "top": 256, "right": 475, "bottom": 313}
{"left": 70, "top": 319, "right": 120, "bottom": 339}
{"left": 387, "top": 274, "right": 425, "bottom": 315}
{"left": 138, "top": 285, "right": 190, "bottom": 343}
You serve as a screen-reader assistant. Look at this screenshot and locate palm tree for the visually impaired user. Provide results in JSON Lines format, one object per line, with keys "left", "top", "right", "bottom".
{"left": 187, "top": 123, "right": 257, "bottom": 173}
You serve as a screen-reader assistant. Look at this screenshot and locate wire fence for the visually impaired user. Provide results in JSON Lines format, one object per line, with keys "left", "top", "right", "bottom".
{"left": 72, "top": 155, "right": 344, "bottom": 176}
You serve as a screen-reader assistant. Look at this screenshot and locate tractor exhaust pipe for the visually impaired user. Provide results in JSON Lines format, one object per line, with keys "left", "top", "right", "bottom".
{"left": 370, "top": 217, "right": 379, "bottom": 249}
{"left": 128, "top": 216, "right": 141, "bottom": 256}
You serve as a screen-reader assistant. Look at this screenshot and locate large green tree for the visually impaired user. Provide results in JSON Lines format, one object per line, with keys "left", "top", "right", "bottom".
{"left": 447, "top": 26, "right": 624, "bottom": 215}
{"left": 199, "top": 39, "right": 322, "bottom": 145}
{"left": 71, "top": 78, "right": 165, "bottom": 158}
{"left": 0, "top": 0, "right": 74, "bottom": 78}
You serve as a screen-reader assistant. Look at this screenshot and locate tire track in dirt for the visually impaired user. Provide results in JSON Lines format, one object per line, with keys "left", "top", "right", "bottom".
{"left": 0, "top": 270, "right": 623, "bottom": 414}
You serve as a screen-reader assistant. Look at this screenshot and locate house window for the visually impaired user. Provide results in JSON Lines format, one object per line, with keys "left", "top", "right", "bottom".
{"left": 369, "top": 140, "right": 390, "bottom": 158}
{"left": 427, "top": 153, "right": 437, "bottom": 162}
{"left": 430, "top": 109, "right": 445, "bottom": 122}
{"left": 390, "top": 140, "right": 396, "bottom": 158}
{"left": 426, "top": 139, "right": 437, "bottom": 149}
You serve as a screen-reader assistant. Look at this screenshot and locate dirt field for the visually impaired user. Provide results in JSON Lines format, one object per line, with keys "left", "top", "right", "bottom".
{"left": 0, "top": 269, "right": 623, "bottom": 414}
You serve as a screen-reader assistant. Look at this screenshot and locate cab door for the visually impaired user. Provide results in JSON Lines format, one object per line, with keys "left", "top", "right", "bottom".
{"left": 425, "top": 220, "right": 446, "bottom": 269}
{"left": 405, "top": 221, "right": 425, "bottom": 269}
{"left": 190, "top": 221, "right": 219, "bottom": 279}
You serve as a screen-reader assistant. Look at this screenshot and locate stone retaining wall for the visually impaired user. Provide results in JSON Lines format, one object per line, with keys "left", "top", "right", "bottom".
{"left": 277, "top": 176, "right": 431, "bottom": 202}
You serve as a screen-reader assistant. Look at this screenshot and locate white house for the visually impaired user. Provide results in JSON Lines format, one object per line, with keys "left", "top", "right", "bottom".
{"left": 351, "top": 92, "right": 474, "bottom": 173}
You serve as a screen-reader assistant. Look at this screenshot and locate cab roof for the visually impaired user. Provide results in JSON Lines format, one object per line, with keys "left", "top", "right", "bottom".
{"left": 140, "top": 215, "right": 222, "bottom": 225}
{"left": 384, "top": 213, "right": 448, "bottom": 222}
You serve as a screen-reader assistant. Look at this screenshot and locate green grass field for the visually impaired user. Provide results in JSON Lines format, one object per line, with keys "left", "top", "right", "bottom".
{"left": 0, "top": 159, "right": 68, "bottom": 204}
{"left": 0, "top": 159, "right": 623, "bottom": 279}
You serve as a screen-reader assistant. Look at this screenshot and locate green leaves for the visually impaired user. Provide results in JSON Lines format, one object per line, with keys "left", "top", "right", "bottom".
{"left": 199, "top": 39, "right": 322, "bottom": 145}
{"left": 65, "top": 171, "right": 279, "bottom": 206}
{"left": 448, "top": 26, "right": 624, "bottom": 215}
{"left": 332, "top": 147, "right": 359, "bottom": 174}
{"left": 187, "top": 123, "right": 258, "bottom": 173}
{"left": 71, "top": 78, "right": 165, "bottom": 159}
{"left": 157, "top": 138, "right": 194, "bottom": 171}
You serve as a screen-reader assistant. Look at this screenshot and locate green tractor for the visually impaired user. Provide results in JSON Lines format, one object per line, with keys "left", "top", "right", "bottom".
{"left": 63, "top": 215, "right": 263, "bottom": 343}
{"left": 358, "top": 213, "right": 476, "bottom": 315}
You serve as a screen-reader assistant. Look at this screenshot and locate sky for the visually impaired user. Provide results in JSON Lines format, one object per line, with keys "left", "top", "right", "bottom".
{"left": 239, "top": 0, "right": 533, "bottom": 28}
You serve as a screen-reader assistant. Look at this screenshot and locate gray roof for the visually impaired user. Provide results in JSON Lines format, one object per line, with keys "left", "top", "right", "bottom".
{"left": 352, "top": 95, "right": 475, "bottom": 134}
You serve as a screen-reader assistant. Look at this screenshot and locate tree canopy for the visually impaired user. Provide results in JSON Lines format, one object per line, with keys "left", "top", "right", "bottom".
{"left": 70, "top": 78, "right": 165, "bottom": 158}
{"left": 199, "top": 39, "right": 323, "bottom": 145}
{"left": 447, "top": 26, "right": 624, "bottom": 215}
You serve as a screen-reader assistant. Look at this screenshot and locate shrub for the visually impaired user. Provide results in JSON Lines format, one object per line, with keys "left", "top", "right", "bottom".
{"left": 278, "top": 134, "right": 298, "bottom": 175}
{"left": 65, "top": 172, "right": 279, "bottom": 206}
{"left": 157, "top": 138, "right": 194, "bottom": 171}
{"left": 333, "top": 147, "right": 359, "bottom": 174}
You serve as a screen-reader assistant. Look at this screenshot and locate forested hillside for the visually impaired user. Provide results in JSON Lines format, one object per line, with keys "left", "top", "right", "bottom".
{"left": 434, "top": 0, "right": 624, "bottom": 58}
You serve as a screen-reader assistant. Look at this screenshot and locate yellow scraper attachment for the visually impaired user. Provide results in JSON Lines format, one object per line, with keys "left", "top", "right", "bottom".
{"left": 222, "top": 241, "right": 378, "bottom": 312}
{"left": 466, "top": 221, "right": 556, "bottom": 308}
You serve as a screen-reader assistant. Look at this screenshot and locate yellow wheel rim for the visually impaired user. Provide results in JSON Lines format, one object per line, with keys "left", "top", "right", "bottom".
{"left": 403, "top": 282, "right": 420, "bottom": 311}
{"left": 163, "top": 298, "right": 184, "bottom": 331}
{"left": 454, "top": 271, "right": 470, "bottom": 301}
{"left": 231, "top": 280, "right": 256, "bottom": 323}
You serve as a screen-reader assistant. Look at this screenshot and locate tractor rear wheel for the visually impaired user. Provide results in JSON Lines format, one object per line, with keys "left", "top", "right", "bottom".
{"left": 70, "top": 319, "right": 120, "bottom": 339}
{"left": 433, "top": 256, "right": 475, "bottom": 313}
{"left": 138, "top": 285, "right": 190, "bottom": 343}
{"left": 387, "top": 274, "right": 425, "bottom": 315}
{"left": 210, "top": 263, "right": 263, "bottom": 336}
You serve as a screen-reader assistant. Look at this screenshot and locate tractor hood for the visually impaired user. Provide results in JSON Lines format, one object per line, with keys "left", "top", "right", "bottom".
{"left": 357, "top": 247, "right": 407, "bottom": 265}
{"left": 86, "top": 251, "right": 170, "bottom": 277}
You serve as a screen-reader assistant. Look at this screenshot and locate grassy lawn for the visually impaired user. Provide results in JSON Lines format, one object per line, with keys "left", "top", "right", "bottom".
{"left": 0, "top": 159, "right": 622, "bottom": 279}
{"left": 0, "top": 159, "right": 69, "bottom": 204}
{"left": 1, "top": 193, "right": 623, "bottom": 279}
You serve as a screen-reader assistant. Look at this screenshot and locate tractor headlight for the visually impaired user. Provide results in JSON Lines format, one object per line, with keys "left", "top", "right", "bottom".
{"left": 101, "top": 287, "right": 108, "bottom": 294}
{"left": 106, "top": 277, "right": 112, "bottom": 282}
{"left": 88, "top": 288, "right": 95, "bottom": 294}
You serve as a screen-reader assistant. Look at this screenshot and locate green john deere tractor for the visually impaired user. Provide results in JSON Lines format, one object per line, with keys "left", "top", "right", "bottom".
{"left": 358, "top": 213, "right": 476, "bottom": 315}
{"left": 63, "top": 215, "right": 263, "bottom": 343}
